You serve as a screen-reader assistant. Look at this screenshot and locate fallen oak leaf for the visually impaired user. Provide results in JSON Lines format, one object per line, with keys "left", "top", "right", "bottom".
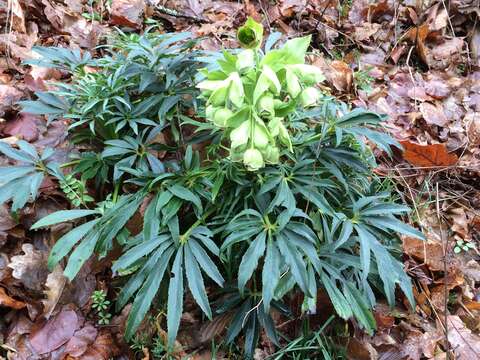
{"left": 8, "top": 243, "right": 49, "bottom": 292}
{"left": 0, "top": 287, "right": 26, "bottom": 309}
{"left": 399, "top": 141, "right": 458, "bottom": 167}
{"left": 42, "top": 265, "right": 67, "bottom": 319}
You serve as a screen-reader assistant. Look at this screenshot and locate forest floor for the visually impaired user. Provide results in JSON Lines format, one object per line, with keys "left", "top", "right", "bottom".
{"left": 1, "top": 0, "right": 480, "bottom": 359}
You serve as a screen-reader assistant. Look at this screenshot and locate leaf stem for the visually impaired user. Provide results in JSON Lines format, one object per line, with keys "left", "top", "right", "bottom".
{"left": 179, "top": 207, "right": 215, "bottom": 244}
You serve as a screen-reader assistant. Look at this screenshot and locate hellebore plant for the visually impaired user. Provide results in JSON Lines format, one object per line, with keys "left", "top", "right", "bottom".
{"left": 8, "top": 19, "right": 426, "bottom": 359}
{"left": 197, "top": 18, "right": 324, "bottom": 171}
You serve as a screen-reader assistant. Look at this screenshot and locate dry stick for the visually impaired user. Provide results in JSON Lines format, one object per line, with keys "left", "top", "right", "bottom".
{"left": 436, "top": 182, "right": 451, "bottom": 359}
{"left": 151, "top": 3, "right": 208, "bottom": 24}
{"left": 395, "top": 164, "right": 427, "bottom": 265}
{"left": 441, "top": 0, "right": 456, "bottom": 38}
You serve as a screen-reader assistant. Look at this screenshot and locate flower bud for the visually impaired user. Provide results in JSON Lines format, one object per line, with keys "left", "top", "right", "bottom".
{"left": 213, "top": 108, "right": 233, "bottom": 127}
{"left": 237, "top": 18, "right": 264, "bottom": 49}
{"left": 286, "top": 68, "right": 301, "bottom": 98}
{"left": 300, "top": 87, "right": 320, "bottom": 108}
{"left": 288, "top": 64, "right": 325, "bottom": 85}
{"left": 253, "top": 119, "right": 270, "bottom": 150}
{"left": 227, "top": 72, "right": 244, "bottom": 108}
{"left": 256, "top": 94, "right": 275, "bottom": 118}
{"left": 268, "top": 117, "right": 292, "bottom": 151}
{"left": 230, "top": 145, "right": 246, "bottom": 162}
{"left": 263, "top": 146, "right": 280, "bottom": 164}
{"left": 273, "top": 99, "right": 284, "bottom": 109}
{"left": 205, "top": 105, "right": 216, "bottom": 121}
{"left": 243, "top": 148, "right": 264, "bottom": 171}
{"left": 208, "top": 86, "right": 228, "bottom": 107}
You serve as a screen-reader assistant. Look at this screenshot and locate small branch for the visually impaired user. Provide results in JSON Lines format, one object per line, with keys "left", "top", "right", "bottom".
{"left": 149, "top": 2, "right": 209, "bottom": 24}
{"left": 436, "top": 182, "right": 451, "bottom": 359}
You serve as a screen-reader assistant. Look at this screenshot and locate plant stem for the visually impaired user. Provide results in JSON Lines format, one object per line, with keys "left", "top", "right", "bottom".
{"left": 112, "top": 182, "right": 121, "bottom": 203}
{"left": 60, "top": 160, "right": 81, "bottom": 168}
{"left": 179, "top": 207, "right": 215, "bottom": 244}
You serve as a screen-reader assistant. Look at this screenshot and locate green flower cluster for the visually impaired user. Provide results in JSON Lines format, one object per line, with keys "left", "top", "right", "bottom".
{"left": 197, "top": 18, "right": 324, "bottom": 171}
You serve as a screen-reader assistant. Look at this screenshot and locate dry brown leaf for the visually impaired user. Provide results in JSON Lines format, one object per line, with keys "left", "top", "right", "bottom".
{"left": 0, "top": 84, "right": 23, "bottom": 116}
{"left": 419, "top": 102, "right": 448, "bottom": 127}
{"left": 471, "top": 28, "right": 480, "bottom": 66}
{"left": 430, "top": 8, "right": 448, "bottom": 31}
{"left": 0, "top": 287, "right": 26, "bottom": 309}
{"left": 3, "top": 113, "right": 41, "bottom": 141}
{"left": 42, "top": 265, "right": 67, "bottom": 319}
{"left": 79, "top": 329, "right": 121, "bottom": 360}
{"left": 402, "top": 236, "right": 445, "bottom": 272}
{"left": 448, "top": 207, "right": 470, "bottom": 240}
{"left": 312, "top": 56, "right": 353, "bottom": 93}
{"left": 329, "top": 60, "right": 353, "bottom": 93}
{"left": 346, "top": 337, "right": 378, "bottom": 360}
{"left": 8, "top": 0, "right": 26, "bottom": 33}
{"left": 431, "top": 38, "right": 464, "bottom": 61}
{"left": 64, "top": 323, "right": 98, "bottom": 357}
{"left": 464, "top": 301, "right": 480, "bottom": 311}
{"left": 467, "top": 115, "right": 480, "bottom": 146}
{"left": 29, "top": 308, "right": 80, "bottom": 354}
{"left": 463, "top": 259, "right": 480, "bottom": 282}
{"left": 0, "top": 204, "right": 16, "bottom": 245}
{"left": 405, "top": 23, "right": 430, "bottom": 65}
{"left": 446, "top": 315, "right": 480, "bottom": 360}
{"left": 354, "top": 23, "right": 381, "bottom": 42}
{"left": 390, "top": 44, "right": 407, "bottom": 64}
{"left": 373, "top": 302, "right": 395, "bottom": 330}
{"left": 399, "top": 141, "right": 458, "bottom": 167}
{"left": 8, "top": 243, "right": 49, "bottom": 292}
{"left": 430, "top": 270, "right": 464, "bottom": 309}
{"left": 110, "top": 0, "right": 145, "bottom": 28}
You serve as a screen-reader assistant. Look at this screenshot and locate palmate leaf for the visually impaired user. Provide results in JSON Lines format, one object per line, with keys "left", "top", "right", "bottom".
{"left": 225, "top": 210, "right": 321, "bottom": 311}
{"left": 126, "top": 245, "right": 174, "bottom": 339}
{"left": 118, "top": 223, "right": 224, "bottom": 346}
{"left": 48, "top": 219, "right": 99, "bottom": 270}
{"left": 0, "top": 141, "right": 58, "bottom": 211}
{"left": 32, "top": 193, "right": 145, "bottom": 280}
{"left": 23, "top": 46, "right": 95, "bottom": 72}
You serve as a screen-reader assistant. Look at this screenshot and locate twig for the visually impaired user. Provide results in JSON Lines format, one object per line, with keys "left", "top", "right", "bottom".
{"left": 150, "top": 3, "right": 209, "bottom": 24}
{"left": 435, "top": 182, "right": 451, "bottom": 359}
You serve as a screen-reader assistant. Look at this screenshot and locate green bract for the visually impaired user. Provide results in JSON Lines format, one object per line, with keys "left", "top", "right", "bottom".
{"left": 237, "top": 17, "right": 264, "bottom": 49}
{"left": 197, "top": 22, "right": 325, "bottom": 171}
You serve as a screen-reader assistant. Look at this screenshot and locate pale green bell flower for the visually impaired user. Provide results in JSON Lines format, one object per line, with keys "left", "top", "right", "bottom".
{"left": 230, "top": 120, "right": 250, "bottom": 148}
{"left": 243, "top": 148, "right": 264, "bottom": 171}
{"left": 213, "top": 108, "right": 233, "bottom": 127}
{"left": 300, "top": 87, "right": 320, "bottom": 108}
